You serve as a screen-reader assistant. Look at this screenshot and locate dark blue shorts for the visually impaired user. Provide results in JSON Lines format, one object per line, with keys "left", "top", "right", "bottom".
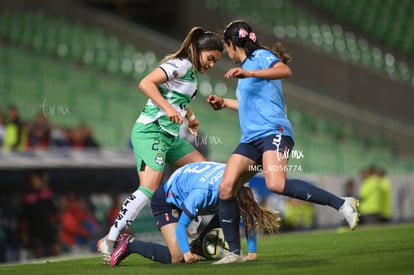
{"left": 151, "top": 184, "right": 182, "bottom": 229}
{"left": 233, "top": 134, "right": 294, "bottom": 165}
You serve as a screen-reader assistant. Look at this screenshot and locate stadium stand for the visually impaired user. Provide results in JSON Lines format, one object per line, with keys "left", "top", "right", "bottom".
{"left": 0, "top": 4, "right": 413, "bottom": 175}
{"left": 1, "top": 1, "right": 414, "bottom": 264}
{"left": 307, "top": 0, "right": 414, "bottom": 59}
{"left": 198, "top": 0, "right": 414, "bottom": 86}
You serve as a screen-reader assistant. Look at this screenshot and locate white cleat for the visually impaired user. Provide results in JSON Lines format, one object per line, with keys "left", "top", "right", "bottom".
{"left": 339, "top": 197, "right": 360, "bottom": 231}
{"left": 97, "top": 236, "right": 114, "bottom": 264}
{"left": 212, "top": 251, "right": 246, "bottom": 265}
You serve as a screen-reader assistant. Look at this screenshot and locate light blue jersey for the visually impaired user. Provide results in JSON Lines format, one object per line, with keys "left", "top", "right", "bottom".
{"left": 163, "top": 161, "right": 256, "bottom": 254}
{"left": 164, "top": 162, "right": 225, "bottom": 217}
{"left": 236, "top": 49, "right": 294, "bottom": 143}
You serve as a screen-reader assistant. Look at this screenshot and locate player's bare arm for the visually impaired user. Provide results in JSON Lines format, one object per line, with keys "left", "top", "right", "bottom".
{"left": 185, "top": 106, "right": 199, "bottom": 135}
{"left": 224, "top": 62, "right": 291, "bottom": 80}
{"left": 139, "top": 68, "right": 183, "bottom": 124}
{"left": 207, "top": 95, "right": 238, "bottom": 111}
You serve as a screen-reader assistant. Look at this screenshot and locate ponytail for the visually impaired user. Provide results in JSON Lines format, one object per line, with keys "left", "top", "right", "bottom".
{"left": 161, "top": 27, "right": 223, "bottom": 72}
{"left": 272, "top": 42, "right": 292, "bottom": 64}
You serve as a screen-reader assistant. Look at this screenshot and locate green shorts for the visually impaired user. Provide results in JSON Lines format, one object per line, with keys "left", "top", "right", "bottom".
{"left": 131, "top": 122, "right": 195, "bottom": 171}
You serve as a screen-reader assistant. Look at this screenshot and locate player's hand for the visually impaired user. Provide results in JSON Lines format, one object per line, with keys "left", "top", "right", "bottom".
{"left": 245, "top": 252, "right": 257, "bottom": 261}
{"left": 165, "top": 107, "right": 183, "bottom": 124}
{"left": 187, "top": 118, "right": 200, "bottom": 136}
{"left": 207, "top": 95, "right": 224, "bottom": 110}
{"left": 184, "top": 252, "right": 201, "bottom": 264}
{"left": 224, "top": 67, "right": 251, "bottom": 79}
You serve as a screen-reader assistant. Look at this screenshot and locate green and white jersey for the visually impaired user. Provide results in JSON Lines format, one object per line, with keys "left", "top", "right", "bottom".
{"left": 137, "top": 58, "right": 198, "bottom": 136}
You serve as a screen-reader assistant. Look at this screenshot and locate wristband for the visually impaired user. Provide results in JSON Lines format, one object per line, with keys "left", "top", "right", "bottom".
{"left": 187, "top": 114, "right": 196, "bottom": 121}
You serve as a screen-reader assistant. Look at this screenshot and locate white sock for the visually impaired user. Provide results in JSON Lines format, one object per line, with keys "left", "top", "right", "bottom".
{"left": 107, "top": 189, "right": 150, "bottom": 241}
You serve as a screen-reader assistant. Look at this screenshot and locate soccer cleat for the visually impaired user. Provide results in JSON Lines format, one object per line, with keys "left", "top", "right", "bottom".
{"left": 110, "top": 234, "right": 132, "bottom": 267}
{"left": 97, "top": 236, "right": 114, "bottom": 264}
{"left": 212, "top": 251, "right": 246, "bottom": 265}
{"left": 339, "top": 197, "right": 360, "bottom": 231}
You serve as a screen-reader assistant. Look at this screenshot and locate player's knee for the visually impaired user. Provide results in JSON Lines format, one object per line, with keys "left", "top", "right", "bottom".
{"left": 266, "top": 178, "right": 285, "bottom": 194}
{"left": 219, "top": 183, "right": 233, "bottom": 199}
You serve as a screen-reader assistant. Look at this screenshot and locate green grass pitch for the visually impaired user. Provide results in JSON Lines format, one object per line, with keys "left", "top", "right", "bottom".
{"left": 2, "top": 223, "right": 413, "bottom": 275}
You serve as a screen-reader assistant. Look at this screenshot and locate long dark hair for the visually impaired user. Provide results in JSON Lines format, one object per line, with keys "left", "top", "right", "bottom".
{"left": 161, "top": 27, "right": 223, "bottom": 72}
{"left": 223, "top": 20, "right": 292, "bottom": 64}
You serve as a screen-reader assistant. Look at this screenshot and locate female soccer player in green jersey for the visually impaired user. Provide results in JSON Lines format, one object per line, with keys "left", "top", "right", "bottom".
{"left": 97, "top": 27, "right": 224, "bottom": 264}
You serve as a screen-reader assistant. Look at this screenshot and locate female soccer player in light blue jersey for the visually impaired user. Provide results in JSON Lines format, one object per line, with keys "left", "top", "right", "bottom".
{"left": 208, "top": 20, "right": 360, "bottom": 264}
{"left": 109, "top": 162, "right": 280, "bottom": 265}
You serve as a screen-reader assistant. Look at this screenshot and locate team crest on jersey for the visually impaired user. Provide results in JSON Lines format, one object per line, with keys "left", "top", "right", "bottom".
{"left": 172, "top": 209, "right": 180, "bottom": 219}
{"left": 172, "top": 70, "right": 179, "bottom": 78}
{"left": 155, "top": 153, "right": 164, "bottom": 165}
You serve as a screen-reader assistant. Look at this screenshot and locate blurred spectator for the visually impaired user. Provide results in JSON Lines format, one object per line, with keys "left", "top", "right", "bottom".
{"left": 26, "top": 112, "right": 51, "bottom": 150}
{"left": 50, "top": 126, "right": 71, "bottom": 148}
{"left": 376, "top": 167, "right": 392, "bottom": 223}
{"left": 3, "top": 105, "right": 23, "bottom": 151}
{"left": 19, "top": 170, "right": 61, "bottom": 259}
{"left": 63, "top": 127, "right": 75, "bottom": 148}
{"left": 338, "top": 178, "right": 359, "bottom": 229}
{"left": 358, "top": 165, "right": 382, "bottom": 224}
{"left": 67, "top": 125, "right": 100, "bottom": 149}
{"left": 0, "top": 108, "right": 5, "bottom": 147}
{"left": 344, "top": 178, "right": 357, "bottom": 198}
{"left": 59, "top": 193, "right": 100, "bottom": 253}
{"left": 1, "top": 104, "right": 101, "bottom": 151}
{"left": 68, "top": 127, "right": 84, "bottom": 149}
{"left": 19, "top": 122, "right": 31, "bottom": 151}
{"left": 0, "top": 193, "right": 21, "bottom": 263}
{"left": 79, "top": 124, "right": 99, "bottom": 148}
{"left": 280, "top": 198, "right": 315, "bottom": 232}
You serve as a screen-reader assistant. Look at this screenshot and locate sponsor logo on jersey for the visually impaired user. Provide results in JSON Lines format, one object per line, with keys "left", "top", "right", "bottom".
{"left": 173, "top": 70, "right": 179, "bottom": 78}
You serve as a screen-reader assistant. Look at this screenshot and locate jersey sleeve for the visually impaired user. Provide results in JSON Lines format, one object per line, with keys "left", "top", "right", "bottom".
{"left": 176, "top": 211, "right": 193, "bottom": 254}
{"left": 159, "top": 58, "right": 189, "bottom": 80}
{"left": 257, "top": 49, "right": 280, "bottom": 69}
{"left": 246, "top": 232, "right": 257, "bottom": 253}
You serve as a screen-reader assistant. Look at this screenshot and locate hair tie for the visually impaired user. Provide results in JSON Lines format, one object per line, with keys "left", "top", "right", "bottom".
{"left": 248, "top": 32, "right": 257, "bottom": 43}
{"left": 238, "top": 28, "right": 256, "bottom": 43}
{"left": 238, "top": 28, "right": 248, "bottom": 39}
